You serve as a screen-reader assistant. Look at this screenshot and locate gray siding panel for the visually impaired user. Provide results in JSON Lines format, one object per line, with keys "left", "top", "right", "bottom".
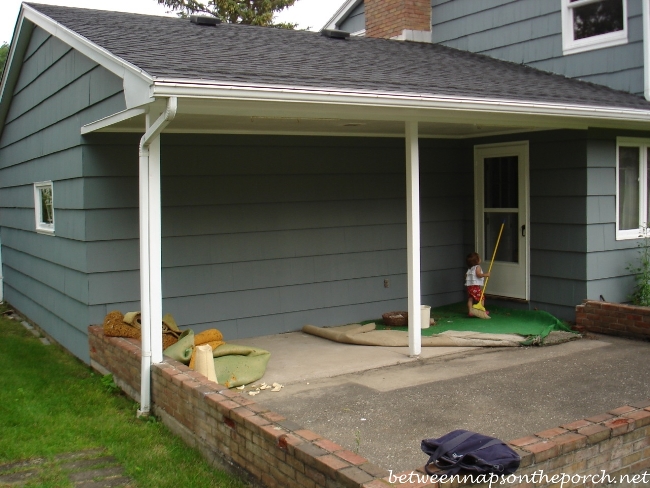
{"left": 3, "top": 247, "right": 89, "bottom": 303}
{"left": 338, "top": 2, "right": 365, "bottom": 33}
{"left": 4, "top": 266, "right": 90, "bottom": 334}
{"left": 587, "top": 275, "right": 635, "bottom": 304}
{"left": 431, "top": 0, "right": 645, "bottom": 95}
{"left": 583, "top": 132, "right": 646, "bottom": 302}
{"left": 14, "top": 34, "right": 71, "bottom": 94}
{"left": 5, "top": 284, "right": 91, "bottom": 363}
{"left": 133, "top": 135, "right": 469, "bottom": 335}
{"left": 87, "top": 239, "right": 139, "bottom": 273}
{"left": 78, "top": 133, "right": 468, "bottom": 338}
{"left": 0, "top": 147, "right": 83, "bottom": 187}
{"left": 7, "top": 49, "right": 97, "bottom": 124}
{"left": 0, "top": 27, "right": 127, "bottom": 361}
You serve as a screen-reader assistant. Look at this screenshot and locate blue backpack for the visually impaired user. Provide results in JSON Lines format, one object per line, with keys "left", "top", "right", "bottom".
{"left": 421, "top": 430, "right": 520, "bottom": 476}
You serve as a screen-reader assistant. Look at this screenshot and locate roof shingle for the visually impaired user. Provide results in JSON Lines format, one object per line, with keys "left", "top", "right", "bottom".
{"left": 26, "top": 3, "right": 650, "bottom": 111}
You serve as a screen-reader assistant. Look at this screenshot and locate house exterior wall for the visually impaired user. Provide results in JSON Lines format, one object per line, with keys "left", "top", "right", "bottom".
{"left": 463, "top": 128, "right": 650, "bottom": 320}
{"left": 584, "top": 129, "right": 643, "bottom": 303}
{"left": 528, "top": 131, "right": 590, "bottom": 319}
{"left": 338, "top": 2, "right": 365, "bottom": 34}
{"left": 463, "top": 130, "right": 590, "bottom": 320}
{"left": 0, "top": 26, "right": 126, "bottom": 362}
{"left": 430, "top": 0, "right": 645, "bottom": 96}
{"left": 142, "top": 135, "right": 468, "bottom": 339}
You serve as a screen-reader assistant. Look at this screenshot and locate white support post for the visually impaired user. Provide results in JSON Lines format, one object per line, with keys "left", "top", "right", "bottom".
{"left": 405, "top": 121, "right": 421, "bottom": 357}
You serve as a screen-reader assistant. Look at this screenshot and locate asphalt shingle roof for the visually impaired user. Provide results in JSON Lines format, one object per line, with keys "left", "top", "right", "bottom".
{"left": 26, "top": 3, "right": 650, "bottom": 111}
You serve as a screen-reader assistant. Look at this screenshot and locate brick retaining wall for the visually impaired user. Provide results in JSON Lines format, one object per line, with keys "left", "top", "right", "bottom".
{"left": 89, "top": 325, "right": 650, "bottom": 487}
{"left": 575, "top": 300, "right": 650, "bottom": 340}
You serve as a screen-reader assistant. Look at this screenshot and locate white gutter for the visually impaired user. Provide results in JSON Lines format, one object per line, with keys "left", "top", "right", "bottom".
{"left": 152, "top": 81, "right": 650, "bottom": 124}
{"left": 137, "top": 96, "right": 177, "bottom": 417}
{"left": 644, "top": 0, "right": 650, "bottom": 101}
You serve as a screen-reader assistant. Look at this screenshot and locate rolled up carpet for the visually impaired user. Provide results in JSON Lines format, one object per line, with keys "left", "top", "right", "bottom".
{"left": 163, "top": 329, "right": 194, "bottom": 363}
{"left": 189, "top": 329, "right": 225, "bottom": 369}
{"left": 211, "top": 343, "right": 271, "bottom": 388}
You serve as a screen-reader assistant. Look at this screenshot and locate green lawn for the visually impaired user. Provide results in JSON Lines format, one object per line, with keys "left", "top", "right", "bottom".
{"left": 0, "top": 308, "right": 249, "bottom": 488}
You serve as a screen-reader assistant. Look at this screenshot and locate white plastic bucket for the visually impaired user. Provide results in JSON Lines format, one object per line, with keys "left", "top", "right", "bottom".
{"left": 421, "top": 305, "right": 431, "bottom": 329}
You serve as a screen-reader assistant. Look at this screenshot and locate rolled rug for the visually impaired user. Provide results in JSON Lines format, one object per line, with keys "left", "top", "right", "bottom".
{"left": 189, "top": 329, "right": 225, "bottom": 369}
{"left": 163, "top": 329, "right": 194, "bottom": 363}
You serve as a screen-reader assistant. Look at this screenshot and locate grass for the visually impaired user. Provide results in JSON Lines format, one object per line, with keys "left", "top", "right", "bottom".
{"left": 0, "top": 307, "right": 250, "bottom": 488}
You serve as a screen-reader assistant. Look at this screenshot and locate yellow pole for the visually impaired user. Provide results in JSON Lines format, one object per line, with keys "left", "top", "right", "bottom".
{"left": 474, "top": 221, "right": 505, "bottom": 311}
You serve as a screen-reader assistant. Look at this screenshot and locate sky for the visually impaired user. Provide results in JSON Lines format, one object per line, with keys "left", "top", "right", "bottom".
{"left": 1, "top": 0, "right": 345, "bottom": 45}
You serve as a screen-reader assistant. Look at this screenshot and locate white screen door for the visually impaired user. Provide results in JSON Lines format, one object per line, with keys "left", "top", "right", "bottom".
{"left": 474, "top": 142, "right": 529, "bottom": 300}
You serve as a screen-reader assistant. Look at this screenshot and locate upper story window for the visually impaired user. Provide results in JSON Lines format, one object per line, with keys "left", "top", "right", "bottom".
{"left": 34, "top": 181, "right": 54, "bottom": 235}
{"left": 617, "top": 139, "right": 650, "bottom": 240}
{"left": 562, "top": 0, "right": 627, "bottom": 55}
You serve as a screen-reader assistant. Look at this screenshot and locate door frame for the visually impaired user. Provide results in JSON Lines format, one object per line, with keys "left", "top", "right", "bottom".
{"left": 473, "top": 141, "right": 530, "bottom": 301}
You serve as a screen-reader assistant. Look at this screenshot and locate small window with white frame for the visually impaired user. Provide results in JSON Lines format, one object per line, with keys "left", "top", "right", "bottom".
{"left": 561, "top": 0, "right": 627, "bottom": 55}
{"left": 617, "top": 139, "right": 650, "bottom": 240}
{"left": 34, "top": 181, "right": 54, "bottom": 235}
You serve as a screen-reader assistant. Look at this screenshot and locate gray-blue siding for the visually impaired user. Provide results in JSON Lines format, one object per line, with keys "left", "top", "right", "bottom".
{"left": 338, "top": 2, "right": 366, "bottom": 34}
{"left": 430, "top": 0, "right": 645, "bottom": 96}
{"left": 94, "top": 135, "right": 470, "bottom": 340}
{"left": 0, "top": 27, "right": 127, "bottom": 362}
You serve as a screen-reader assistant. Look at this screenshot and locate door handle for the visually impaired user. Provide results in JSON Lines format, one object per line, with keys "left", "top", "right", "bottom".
{"left": 521, "top": 224, "right": 526, "bottom": 237}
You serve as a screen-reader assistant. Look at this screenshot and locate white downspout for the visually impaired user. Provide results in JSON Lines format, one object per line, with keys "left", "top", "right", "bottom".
{"left": 642, "top": 0, "right": 650, "bottom": 100}
{"left": 405, "top": 121, "right": 422, "bottom": 357}
{"left": 137, "top": 96, "right": 177, "bottom": 417}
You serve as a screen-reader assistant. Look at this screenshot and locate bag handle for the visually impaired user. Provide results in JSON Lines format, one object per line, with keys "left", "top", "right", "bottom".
{"left": 425, "top": 434, "right": 506, "bottom": 475}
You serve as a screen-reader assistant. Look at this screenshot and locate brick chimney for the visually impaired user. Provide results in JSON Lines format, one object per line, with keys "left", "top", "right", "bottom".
{"left": 365, "top": 0, "right": 432, "bottom": 42}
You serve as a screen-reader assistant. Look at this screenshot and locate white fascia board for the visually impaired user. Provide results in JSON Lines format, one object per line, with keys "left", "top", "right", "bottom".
{"left": 22, "top": 4, "right": 154, "bottom": 108}
{"left": 0, "top": 11, "right": 33, "bottom": 135}
{"left": 81, "top": 107, "right": 147, "bottom": 134}
{"left": 322, "top": 0, "right": 363, "bottom": 31}
{"left": 151, "top": 80, "right": 650, "bottom": 126}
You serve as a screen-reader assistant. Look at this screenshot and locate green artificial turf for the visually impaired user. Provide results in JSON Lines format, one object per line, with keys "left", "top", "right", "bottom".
{"left": 0, "top": 307, "right": 249, "bottom": 488}
{"left": 371, "top": 302, "right": 575, "bottom": 344}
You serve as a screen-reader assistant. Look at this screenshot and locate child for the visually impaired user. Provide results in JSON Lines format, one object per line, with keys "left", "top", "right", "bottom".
{"left": 465, "top": 252, "right": 490, "bottom": 316}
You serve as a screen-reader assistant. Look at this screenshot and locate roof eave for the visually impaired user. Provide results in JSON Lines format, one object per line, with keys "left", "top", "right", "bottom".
{"left": 1, "top": 3, "right": 155, "bottom": 126}
{"left": 150, "top": 79, "right": 650, "bottom": 130}
{"left": 322, "top": 0, "right": 363, "bottom": 31}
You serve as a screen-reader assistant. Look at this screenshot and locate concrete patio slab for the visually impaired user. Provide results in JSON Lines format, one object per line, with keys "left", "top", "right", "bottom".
{"left": 236, "top": 331, "right": 650, "bottom": 475}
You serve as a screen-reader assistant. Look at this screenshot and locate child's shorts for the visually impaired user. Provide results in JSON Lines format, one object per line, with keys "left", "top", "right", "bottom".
{"left": 466, "top": 285, "right": 482, "bottom": 302}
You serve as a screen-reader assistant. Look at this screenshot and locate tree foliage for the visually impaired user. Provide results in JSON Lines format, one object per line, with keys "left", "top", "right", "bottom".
{"left": 0, "top": 43, "right": 9, "bottom": 75}
{"left": 157, "top": 0, "right": 297, "bottom": 28}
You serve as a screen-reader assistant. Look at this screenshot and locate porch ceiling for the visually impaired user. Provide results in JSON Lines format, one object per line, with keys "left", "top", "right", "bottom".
{"left": 90, "top": 112, "right": 539, "bottom": 138}
{"left": 83, "top": 96, "right": 650, "bottom": 138}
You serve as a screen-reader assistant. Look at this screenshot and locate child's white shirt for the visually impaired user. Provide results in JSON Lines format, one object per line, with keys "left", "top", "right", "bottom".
{"left": 465, "top": 265, "right": 484, "bottom": 286}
